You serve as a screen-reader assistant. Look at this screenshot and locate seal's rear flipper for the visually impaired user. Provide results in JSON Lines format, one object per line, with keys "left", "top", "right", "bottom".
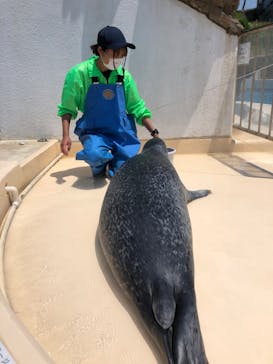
{"left": 187, "top": 189, "right": 211, "bottom": 204}
{"left": 151, "top": 287, "right": 208, "bottom": 364}
{"left": 152, "top": 281, "right": 176, "bottom": 330}
{"left": 151, "top": 281, "right": 176, "bottom": 363}
{"left": 172, "top": 301, "right": 208, "bottom": 364}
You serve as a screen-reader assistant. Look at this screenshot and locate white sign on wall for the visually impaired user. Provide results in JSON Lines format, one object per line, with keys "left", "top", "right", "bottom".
{"left": 238, "top": 42, "right": 251, "bottom": 65}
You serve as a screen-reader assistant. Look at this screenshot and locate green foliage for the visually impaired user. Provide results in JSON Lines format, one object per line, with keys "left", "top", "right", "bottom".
{"left": 248, "top": 21, "right": 272, "bottom": 29}
{"left": 235, "top": 11, "right": 251, "bottom": 30}
{"left": 235, "top": 11, "right": 271, "bottom": 32}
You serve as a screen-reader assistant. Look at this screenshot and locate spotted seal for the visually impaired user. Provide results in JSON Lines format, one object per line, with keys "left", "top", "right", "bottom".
{"left": 98, "top": 138, "right": 210, "bottom": 363}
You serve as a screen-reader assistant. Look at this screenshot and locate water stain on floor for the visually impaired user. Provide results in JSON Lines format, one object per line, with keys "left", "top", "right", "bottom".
{"left": 211, "top": 153, "right": 273, "bottom": 179}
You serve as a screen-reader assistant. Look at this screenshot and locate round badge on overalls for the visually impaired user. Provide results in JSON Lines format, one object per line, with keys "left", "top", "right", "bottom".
{"left": 103, "top": 89, "right": 115, "bottom": 100}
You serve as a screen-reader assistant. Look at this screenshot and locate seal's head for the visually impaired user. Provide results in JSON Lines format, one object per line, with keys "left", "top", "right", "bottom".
{"left": 142, "top": 138, "right": 168, "bottom": 157}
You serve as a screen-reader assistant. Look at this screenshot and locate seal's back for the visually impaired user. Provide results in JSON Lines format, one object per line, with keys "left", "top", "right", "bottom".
{"left": 99, "top": 138, "right": 209, "bottom": 364}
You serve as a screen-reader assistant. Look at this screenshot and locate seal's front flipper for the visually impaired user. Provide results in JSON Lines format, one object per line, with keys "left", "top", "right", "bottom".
{"left": 187, "top": 189, "right": 211, "bottom": 203}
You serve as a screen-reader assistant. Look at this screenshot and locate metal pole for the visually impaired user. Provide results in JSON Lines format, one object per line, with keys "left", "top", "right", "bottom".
{"left": 268, "top": 94, "right": 273, "bottom": 139}
{"left": 258, "top": 73, "right": 265, "bottom": 134}
{"left": 248, "top": 73, "right": 256, "bottom": 130}
{"left": 240, "top": 78, "right": 246, "bottom": 127}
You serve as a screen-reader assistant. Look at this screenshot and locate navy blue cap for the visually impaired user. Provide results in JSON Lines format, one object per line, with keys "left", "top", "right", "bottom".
{"left": 92, "top": 26, "right": 136, "bottom": 50}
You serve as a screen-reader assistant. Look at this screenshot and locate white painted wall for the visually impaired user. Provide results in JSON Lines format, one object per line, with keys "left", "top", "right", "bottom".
{"left": 0, "top": 0, "right": 238, "bottom": 140}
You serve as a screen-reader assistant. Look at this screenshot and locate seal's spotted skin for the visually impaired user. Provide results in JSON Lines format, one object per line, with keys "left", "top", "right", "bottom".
{"left": 99, "top": 138, "right": 210, "bottom": 364}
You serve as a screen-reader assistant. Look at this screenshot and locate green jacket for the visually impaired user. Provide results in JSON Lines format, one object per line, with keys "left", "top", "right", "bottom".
{"left": 58, "top": 56, "right": 152, "bottom": 125}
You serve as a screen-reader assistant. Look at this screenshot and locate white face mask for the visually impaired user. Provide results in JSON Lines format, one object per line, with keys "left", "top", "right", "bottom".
{"left": 102, "top": 56, "right": 125, "bottom": 70}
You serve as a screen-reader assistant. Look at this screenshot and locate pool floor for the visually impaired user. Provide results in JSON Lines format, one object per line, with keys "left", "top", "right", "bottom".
{"left": 3, "top": 151, "right": 273, "bottom": 364}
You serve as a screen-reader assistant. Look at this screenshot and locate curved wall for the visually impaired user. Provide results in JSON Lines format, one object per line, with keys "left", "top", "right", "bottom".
{"left": 0, "top": 0, "right": 238, "bottom": 140}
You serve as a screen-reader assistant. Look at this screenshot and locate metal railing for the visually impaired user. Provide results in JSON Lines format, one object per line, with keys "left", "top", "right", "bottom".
{"left": 233, "top": 62, "right": 273, "bottom": 140}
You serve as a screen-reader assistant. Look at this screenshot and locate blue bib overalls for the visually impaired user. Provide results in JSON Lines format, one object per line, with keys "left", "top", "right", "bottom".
{"left": 74, "top": 75, "right": 141, "bottom": 177}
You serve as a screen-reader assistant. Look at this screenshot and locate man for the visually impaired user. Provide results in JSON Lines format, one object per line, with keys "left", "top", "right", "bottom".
{"left": 58, "top": 25, "right": 159, "bottom": 177}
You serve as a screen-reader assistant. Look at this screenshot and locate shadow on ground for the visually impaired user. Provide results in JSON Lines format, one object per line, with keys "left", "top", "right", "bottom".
{"left": 50, "top": 166, "right": 108, "bottom": 189}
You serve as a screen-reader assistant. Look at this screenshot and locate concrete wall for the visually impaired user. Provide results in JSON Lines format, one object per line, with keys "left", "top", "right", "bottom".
{"left": 0, "top": 0, "right": 238, "bottom": 140}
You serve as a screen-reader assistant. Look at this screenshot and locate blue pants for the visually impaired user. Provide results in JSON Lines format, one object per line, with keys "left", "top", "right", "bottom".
{"left": 76, "top": 133, "right": 138, "bottom": 177}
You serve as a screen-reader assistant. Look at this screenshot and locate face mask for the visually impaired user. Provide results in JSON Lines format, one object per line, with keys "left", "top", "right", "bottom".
{"left": 102, "top": 56, "right": 125, "bottom": 70}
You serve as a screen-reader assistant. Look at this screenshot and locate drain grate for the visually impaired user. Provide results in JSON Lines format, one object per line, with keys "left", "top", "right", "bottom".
{"left": 211, "top": 154, "right": 273, "bottom": 179}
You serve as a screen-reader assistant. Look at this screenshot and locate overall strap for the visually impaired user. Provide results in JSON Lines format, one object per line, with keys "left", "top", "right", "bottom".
{"left": 116, "top": 67, "right": 125, "bottom": 84}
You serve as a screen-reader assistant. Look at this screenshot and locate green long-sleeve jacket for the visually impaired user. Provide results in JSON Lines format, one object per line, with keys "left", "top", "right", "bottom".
{"left": 58, "top": 56, "right": 152, "bottom": 125}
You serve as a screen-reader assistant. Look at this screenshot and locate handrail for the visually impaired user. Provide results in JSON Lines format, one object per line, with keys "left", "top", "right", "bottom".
{"left": 237, "top": 62, "right": 273, "bottom": 80}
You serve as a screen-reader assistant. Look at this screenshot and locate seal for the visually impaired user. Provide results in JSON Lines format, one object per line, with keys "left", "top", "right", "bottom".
{"left": 98, "top": 138, "right": 210, "bottom": 364}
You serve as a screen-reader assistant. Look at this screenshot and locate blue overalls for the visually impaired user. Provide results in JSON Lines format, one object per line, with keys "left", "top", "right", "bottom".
{"left": 74, "top": 75, "right": 141, "bottom": 177}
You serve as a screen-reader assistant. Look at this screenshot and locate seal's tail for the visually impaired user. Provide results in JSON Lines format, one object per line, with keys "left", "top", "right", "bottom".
{"left": 187, "top": 189, "right": 211, "bottom": 203}
{"left": 171, "top": 299, "right": 209, "bottom": 364}
{"left": 151, "top": 281, "right": 176, "bottom": 363}
{"left": 151, "top": 282, "right": 208, "bottom": 364}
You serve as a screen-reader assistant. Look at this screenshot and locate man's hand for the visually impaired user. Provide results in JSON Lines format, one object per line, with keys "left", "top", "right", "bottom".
{"left": 151, "top": 128, "right": 159, "bottom": 138}
{"left": 142, "top": 118, "right": 159, "bottom": 138}
{"left": 61, "top": 114, "right": 72, "bottom": 155}
{"left": 61, "top": 136, "right": 72, "bottom": 155}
